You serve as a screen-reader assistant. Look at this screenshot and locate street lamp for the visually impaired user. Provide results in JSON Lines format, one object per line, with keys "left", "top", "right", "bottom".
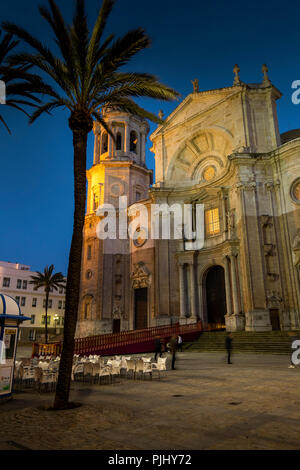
{"left": 54, "top": 314, "right": 59, "bottom": 335}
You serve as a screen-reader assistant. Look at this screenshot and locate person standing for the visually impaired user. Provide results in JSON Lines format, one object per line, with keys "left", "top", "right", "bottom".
{"left": 154, "top": 336, "right": 162, "bottom": 361}
{"left": 177, "top": 335, "right": 183, "bottom": 352}
{"left": 169, "top": 335, "right": 178, "bottom": 370}
{"left": 225, "top": 332, "right": 233, "bottom": 364}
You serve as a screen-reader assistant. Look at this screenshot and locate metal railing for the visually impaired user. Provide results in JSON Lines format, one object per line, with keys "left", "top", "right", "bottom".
{"left": 32, "top": 321, "right": 225, "bottom": 357}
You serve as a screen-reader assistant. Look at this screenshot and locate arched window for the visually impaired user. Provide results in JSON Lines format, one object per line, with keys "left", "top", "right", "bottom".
{"left": 130, "top": 131, "right": 138, "bottom": 153}
{"left": 101, "top": 132, "right": 108, "bottom": 154}
{"left": 116, "top": 132, "right": 122, "bottom": 151}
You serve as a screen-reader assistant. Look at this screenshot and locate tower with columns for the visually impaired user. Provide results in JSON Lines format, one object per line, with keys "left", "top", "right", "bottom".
{"left": 76, "top": 108, "right": 152, "bottom": 337}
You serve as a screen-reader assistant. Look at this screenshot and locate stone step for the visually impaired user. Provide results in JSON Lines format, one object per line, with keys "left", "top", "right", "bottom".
{"left": 183, "top": 331, "right": 299, "bottom": 354}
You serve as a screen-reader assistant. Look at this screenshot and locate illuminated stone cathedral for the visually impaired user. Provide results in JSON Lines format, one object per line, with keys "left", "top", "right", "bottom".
{"left": 76, "top": 66, "right": 300, "bottom": 337}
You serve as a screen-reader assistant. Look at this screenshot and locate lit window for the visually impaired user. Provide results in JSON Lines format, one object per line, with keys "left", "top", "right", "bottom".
{"left": 130, "top": 131, "right": 138, "bottom": 153}
{"left": 93, "top": 192, "right": 99, "bottom": 211}
{"left": 205, "top": 208, "right": 220, "bottom": 236}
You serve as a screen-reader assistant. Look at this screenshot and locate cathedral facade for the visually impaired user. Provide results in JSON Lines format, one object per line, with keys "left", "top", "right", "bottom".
{"left": 76, "top": 67, "right": 300, "bottom": 338}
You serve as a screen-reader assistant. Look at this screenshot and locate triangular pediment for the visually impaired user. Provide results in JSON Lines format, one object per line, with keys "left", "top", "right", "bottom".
{"left": 151, "top": 86, "right": 241, "bottom": 139}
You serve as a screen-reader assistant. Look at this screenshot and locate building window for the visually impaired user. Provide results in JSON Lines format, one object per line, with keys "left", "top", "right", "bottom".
{"left": 42, "top": 316, "right": 51, "bottom": 325}
{"left": 93, "top": 192, "right": 99, "bottom": 211}
{"left": 87, "top": 244, "right": 92, "bottom": 260}
{"left": 43, "top": 299, "right": 52, "bottom": 308}
{"left": 116, "top": 132, "right": 122, "bottom": 151}
{"left": 32, "top": 298, "right": 37, "bottom": 308}
{"left": 59, "top": 286, "right": 63, "bottom": 294}
{"left": 17, "top": 279, "right": 22, "bottom": 289}
{"left": 31, "top": 315, "right": 35, "bottom": 324}
{"left": 136, "top": 191, "right": 142, "bottom": 201}
{"left": 61, "top": 317, "right": 65, "bottom": 326}
{"left": 3, "top": 277, "right": 10, "bottom": 287}
{"left": 130, "top": 131, "right": 138, "bottom": 153}
{"left": 291, "top": 178, "right": 300, "bottom": 204}
{"left": 101, "top": 132, "right": 108, "bottom": 153}
{"left": 15, "top": 296, "right": 20, "bottom": 305}
{"left": 21, "top": 297, "right": 26, "bottom": 307}
{"left": 58, "top": 300, "right": 62, "bottom": 310}
{"left": 23, "top": 280, "right": 27, "bottom": 290}
{"left": 84, "top": 303, "right": 89, "bottom": 320}
{"left": 205, "top": 208, "right": 220, "bottom": 236}
{"left": 29, "top": 330, "right": 36, "bottom": 341}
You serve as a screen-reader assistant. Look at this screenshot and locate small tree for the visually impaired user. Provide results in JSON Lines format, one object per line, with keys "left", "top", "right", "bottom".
{"left": 30, "top": 265, "right": 65, "bottom": 344}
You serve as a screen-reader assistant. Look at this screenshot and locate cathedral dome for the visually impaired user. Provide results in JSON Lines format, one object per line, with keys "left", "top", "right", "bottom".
{"left": 280, "top": 129, "right": 300, "bottom": 145}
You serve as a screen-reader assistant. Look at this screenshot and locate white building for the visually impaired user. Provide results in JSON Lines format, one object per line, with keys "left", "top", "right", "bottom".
{"left": 0, "top": 261, "right": 66, "bottom": 342}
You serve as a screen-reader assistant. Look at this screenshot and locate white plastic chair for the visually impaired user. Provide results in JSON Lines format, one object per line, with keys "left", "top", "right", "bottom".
{"left": 152, "top": 357, "right": 167, "bottom": 379}
{"left": 126, "top": 359, "right": 136, "bottom": 379}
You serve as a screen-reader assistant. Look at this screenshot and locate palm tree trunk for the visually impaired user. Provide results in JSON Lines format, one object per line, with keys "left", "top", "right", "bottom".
{"left": 45, "top": 290, "right": 49, "bottom": 344}
{"left": 54, "top": 116, "right": 91, "bottom": 410}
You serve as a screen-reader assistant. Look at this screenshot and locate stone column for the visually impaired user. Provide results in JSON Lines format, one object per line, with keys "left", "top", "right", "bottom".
{"left": 230, "top": 254, "right": 239, "bottom": 315}
{"left": 178, "top": 264, "right": 186, "bottom": 319}
{"left": 93, "top": 129, "right": 98, "bottom": 164}
{"left": 108, "top": 133, "right": 113, "bottom": 158}
{"left": 141, "top": 132, "right": 146, "bottom": 165}
{"left": 223, "top": 256, "right": 232, "bottom": 315}
{"left": 125, "top": 123, "right": 130, "bottom": 154}
{"left": 189, "top": 263, "right": 197, "bottom": 321}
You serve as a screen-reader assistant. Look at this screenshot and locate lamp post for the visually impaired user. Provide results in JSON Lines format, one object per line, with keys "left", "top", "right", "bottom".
{"left": 54, "top": 314, "right": 59, "bottom": 335}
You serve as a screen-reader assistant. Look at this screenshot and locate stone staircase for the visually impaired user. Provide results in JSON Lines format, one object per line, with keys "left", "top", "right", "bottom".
{"left": 184, "top": 330, "right": 300, "bottom": 355}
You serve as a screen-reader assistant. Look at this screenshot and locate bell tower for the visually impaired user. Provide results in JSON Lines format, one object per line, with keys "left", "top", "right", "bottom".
{"left": 76, "top": 109, "right": 152, "bottom": 337}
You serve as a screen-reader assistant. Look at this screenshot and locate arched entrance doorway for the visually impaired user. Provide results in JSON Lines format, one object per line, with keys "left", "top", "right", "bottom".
{"left": 134, "top": 287, "right": 148, "bottom": 330}
{"left": 205, "top": 265, "right": 227, "bottom": 325}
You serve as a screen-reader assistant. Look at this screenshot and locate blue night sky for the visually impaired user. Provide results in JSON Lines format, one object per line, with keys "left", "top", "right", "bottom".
{"left": 0, "top": 0, "right": 300, "bottom": 274}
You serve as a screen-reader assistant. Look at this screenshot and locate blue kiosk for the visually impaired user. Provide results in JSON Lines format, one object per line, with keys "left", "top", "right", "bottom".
{"left": 0, "top": 294, "right": 30, "bottom": 401}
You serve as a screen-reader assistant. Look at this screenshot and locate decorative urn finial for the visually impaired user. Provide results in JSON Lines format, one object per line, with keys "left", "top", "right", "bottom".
{"left": 233, "top": 64, "right": 241, "bottom": 85}
{"left": 158, "top": 110, "right": 164, "bottom": 120}
{"left": 191, "top": 78, "right": 199, "bottom": 93}
{"left": 262, "top": 64, "right": 271, "bottom": 85}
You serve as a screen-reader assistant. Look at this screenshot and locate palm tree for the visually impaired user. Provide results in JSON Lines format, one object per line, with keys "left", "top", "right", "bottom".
{"left": 3, "top": 0, "right": 180, "bottom": 410}
{"left": 30, "top": 265, "right": 66, "bottom": 344}
{"left": 0, "top": 30, "right": 40, "bottom": 133}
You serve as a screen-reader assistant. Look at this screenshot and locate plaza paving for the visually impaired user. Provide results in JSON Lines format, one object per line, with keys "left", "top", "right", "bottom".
{"left": 1, "top": 351, "right": 300, "bottom": 450}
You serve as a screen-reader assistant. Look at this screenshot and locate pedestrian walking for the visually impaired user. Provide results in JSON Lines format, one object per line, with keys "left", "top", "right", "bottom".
{"left": 177, "top": 335, "right": 183, "bottom": 352}
{"left": 154, "top": 336, "right": 162, "bottom": 361}
{"left": 169, "top": 335, "right": 178, "bottom": 370}
{"left": 225, "top": 332, "right": 233, "bottom": 364}
{"left": 288, "top": 331, "right": 299, "bottom": 368}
